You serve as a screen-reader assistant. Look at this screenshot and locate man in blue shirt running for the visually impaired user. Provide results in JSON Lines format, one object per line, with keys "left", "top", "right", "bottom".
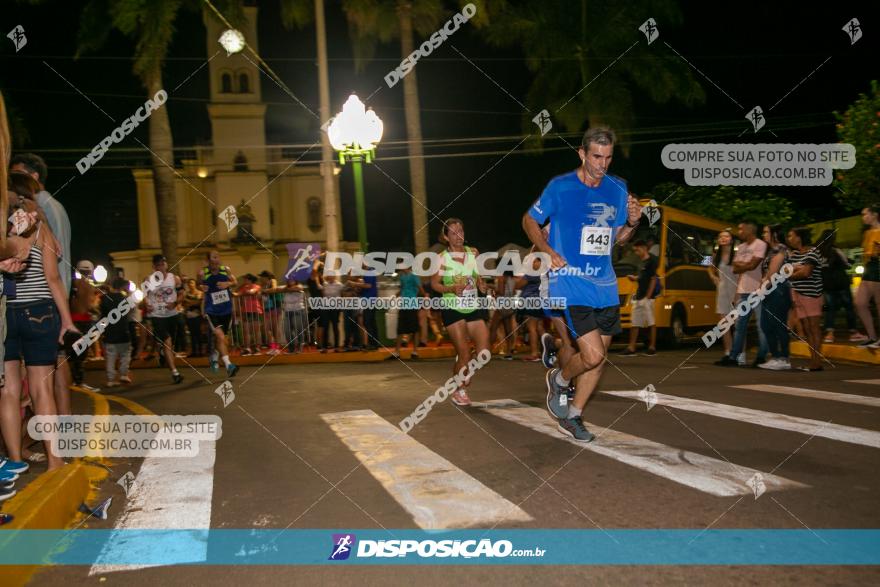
{"left": 523, "top": 127, "right": 641, "bottom": 442}
{"left": 198, "top": 250, "right": 239, "bottom": 378}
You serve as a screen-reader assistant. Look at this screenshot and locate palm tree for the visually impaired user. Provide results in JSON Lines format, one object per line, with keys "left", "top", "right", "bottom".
{"left": 480, "top": 0, "right": 705, "bottom": 151}
{"left": 77, "top": 0, "right": 244, "bottom": 266}
{"left": 77, "top": 0, "right": 184, "bottom": 265}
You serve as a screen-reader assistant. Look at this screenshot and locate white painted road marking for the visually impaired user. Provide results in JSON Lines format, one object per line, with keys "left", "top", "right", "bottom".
{"left": 845, "top": 379, "right": 880, "bottom": 386}
{"left": 89, "top": 441, "right": 217, "bottom": 575}
{"left": 602, "top": 390, "right": 880, "bottom": 449}
{"left": 321, "top": 409, "right": 532, "bottom": 529}
{"left": 478, "top": 399, "right": 805, "bottom": 497}
{"left": 732, "top": 384, "right": 880, "bottom": 408}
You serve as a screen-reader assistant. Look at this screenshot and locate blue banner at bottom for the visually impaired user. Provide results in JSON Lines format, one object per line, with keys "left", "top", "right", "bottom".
{"left": 0, "top": 530, "right": 878, "bottom": 565}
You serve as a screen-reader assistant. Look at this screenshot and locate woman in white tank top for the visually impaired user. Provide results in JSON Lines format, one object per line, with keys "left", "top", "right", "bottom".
{"left": 2, "top": 180, "right": 77, "bottom": 473}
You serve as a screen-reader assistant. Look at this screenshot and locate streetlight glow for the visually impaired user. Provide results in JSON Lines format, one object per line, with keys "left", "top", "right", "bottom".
{"left": 327, "top": 94, "right": 383, "bottom": 159}
{"left": 327, "top": 94, "right": 383, "bottom": 253}
{"left": 218, "top": 29, "right": 246, "bottom": 55}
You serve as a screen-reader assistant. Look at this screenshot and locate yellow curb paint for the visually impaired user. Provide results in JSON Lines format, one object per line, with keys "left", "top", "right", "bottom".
{"left": 790, "top": 341, "right": 880, "bottom": 365}
{"left": 0, "top": 388, "right": 155, "bottom": 585}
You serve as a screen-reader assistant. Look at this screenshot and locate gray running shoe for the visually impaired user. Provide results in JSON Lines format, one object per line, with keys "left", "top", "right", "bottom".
{"left": 557, "top": 415, "right": 595, "bottom": 442}
{"left": 545, "top": 368, "right": 573, "bottom": 419}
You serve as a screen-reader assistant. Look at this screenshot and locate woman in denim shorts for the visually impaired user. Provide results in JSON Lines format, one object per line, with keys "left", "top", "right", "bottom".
{"left": 1, "top": 173, "right": 77, "bottom": 472}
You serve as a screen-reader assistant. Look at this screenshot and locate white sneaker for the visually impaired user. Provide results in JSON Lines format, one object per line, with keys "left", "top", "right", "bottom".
{"left": 869, "top": 340, "right": 880, "bottom": 349}
{"left": 757, "top": 359, "right": 780, "bottom": 370}
{"left": 849, "top": 332, "right": 869, "bottom": 343}
{"left": 758, "top": 358, "right": 791, "bottom": 371}
{"left": 771, "top": 358, "right": 791, "bottom": 370}
{"left": 106, "top": 381, "right": 120, "bottom": 388}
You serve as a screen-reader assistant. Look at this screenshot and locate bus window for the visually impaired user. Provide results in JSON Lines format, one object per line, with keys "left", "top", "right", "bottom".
{"left": 666, "top": 221, "right": 718, "bottom": 269}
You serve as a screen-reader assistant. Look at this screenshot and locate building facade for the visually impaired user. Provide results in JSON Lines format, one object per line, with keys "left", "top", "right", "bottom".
{"left": 111, "top": 6, "right": 342, "bottom": 283}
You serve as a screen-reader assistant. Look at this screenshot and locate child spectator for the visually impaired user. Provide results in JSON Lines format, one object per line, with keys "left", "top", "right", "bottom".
{"left": 101, "top": 277, "right": 133, "bottom": 386}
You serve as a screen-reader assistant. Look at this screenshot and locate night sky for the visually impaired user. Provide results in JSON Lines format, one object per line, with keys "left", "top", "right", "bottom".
{"left": 1, "top": 2, "right": 875, "bottom": 267}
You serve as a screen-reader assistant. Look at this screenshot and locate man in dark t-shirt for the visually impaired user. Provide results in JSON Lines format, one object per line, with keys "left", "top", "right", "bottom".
{"left": 622, "top": 240, "right": 658, "bottom": 355}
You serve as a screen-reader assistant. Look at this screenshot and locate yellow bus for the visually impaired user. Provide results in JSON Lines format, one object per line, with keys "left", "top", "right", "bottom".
{"left": 614, "top": 201, "right": 729, "bottom": 347}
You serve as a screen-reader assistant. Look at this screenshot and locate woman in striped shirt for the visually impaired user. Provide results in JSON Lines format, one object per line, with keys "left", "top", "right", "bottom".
{"left": 786, "top": 227, "right": 824, "bottom": 371}
{"left": 1, "top": 172, "right": 77, "bottom": 472}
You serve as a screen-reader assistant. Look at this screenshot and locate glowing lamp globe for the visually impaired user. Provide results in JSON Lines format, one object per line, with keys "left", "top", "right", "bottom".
{"left": 327, "top": 94, "right": 383, "bottom": 154}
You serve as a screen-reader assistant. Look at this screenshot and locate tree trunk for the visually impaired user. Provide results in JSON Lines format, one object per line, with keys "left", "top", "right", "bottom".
{"left": 398, "top": 2, "right": 430, "bottom": 253}
{"left": 315, "top": 0, "right": 340, "bottom": 251}
{"left": 146, "top": 70, "right": 179, "bottom": 267}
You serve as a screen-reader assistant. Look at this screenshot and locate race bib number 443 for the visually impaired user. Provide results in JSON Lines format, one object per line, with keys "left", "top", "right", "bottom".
{"left": 580, "top": 226, "right": 612, "bottom": 255}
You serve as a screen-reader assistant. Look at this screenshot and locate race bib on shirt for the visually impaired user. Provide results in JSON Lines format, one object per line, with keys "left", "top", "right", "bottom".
{"left": 211, "top": 289, "right": 230, "bottom": 305}
{"left": 580, "top": 226, "right": 612, "bottom": 256}
{"left": 462, "top": 277, "right": 477, "bottom": 297}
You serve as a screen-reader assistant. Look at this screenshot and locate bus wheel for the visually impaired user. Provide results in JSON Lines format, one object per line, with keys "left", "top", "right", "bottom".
{"left": 664, "top": 306, "right": 687, "bottom": 348}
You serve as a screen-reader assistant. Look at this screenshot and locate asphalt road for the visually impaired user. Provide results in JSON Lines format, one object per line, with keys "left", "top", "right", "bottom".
{"left": 31, "top": 346, "right": 880, "bottom": 585}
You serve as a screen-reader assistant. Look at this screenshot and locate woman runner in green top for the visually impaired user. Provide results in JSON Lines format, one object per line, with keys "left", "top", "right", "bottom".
{"left": 430, "top": 218, "right": 490, "bottom": 406}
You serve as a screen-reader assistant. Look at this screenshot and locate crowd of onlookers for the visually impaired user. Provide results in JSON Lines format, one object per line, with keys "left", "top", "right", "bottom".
{"left": 709, "top": 214, "right": 880, "bottom": 371}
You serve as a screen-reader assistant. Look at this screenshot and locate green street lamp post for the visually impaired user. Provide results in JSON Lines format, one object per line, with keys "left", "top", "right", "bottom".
{"left": 327, "top": 94, "right": 383, "bottom": 252}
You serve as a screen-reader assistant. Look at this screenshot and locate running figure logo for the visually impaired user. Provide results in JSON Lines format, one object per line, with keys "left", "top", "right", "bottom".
{"left": 285, "top": 245, "right": 314, "bottom": 280}
{"left": 215, "top": 381, "right": 236, "bottom": 408}
{"left": 328, "top": 533, "right": 356, "bottom": 560}
{"left": 7, "top": 26, "right": 26, "bottom": 52}
{"left": 219, "top": 204, "right": 239, "bottom": 231}
{"left": 587, "top": 203, "right": 617, "bottom": 228}
{"left": 641, "top": 200, "right": 660, "bottom": 226}
{"left": 639, "top": 18, "right": 659, "bottom": 45}
{"left": 638, "top": 384, "right": 658, "bottom": 411}
{"left": 531, "top": 109, "right": 552, "bottom": 136}
{"left": 842, "top": 18, "right": 862, "bottom": 45}
{"left": 117, "top": 471, "right": 136, "bottom": 497}
{"left": 745, "top": 106, "right": 765, "bottom": 132}
{"left": 746, "top": 472, "right": 766, "bottom": 499}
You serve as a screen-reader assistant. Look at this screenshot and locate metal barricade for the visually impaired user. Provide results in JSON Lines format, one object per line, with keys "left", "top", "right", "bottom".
{"left": 228, "top": 291, "right": 314, "bottom": 354}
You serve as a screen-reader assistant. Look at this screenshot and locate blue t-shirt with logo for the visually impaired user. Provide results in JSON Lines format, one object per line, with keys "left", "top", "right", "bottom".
{"left": 528, "top": 171, "right": 628, "bottom": 308}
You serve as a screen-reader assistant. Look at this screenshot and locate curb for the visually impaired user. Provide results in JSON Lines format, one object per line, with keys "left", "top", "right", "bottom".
{"left": 790, "top": 341, "right": 880, "bottom": 365}
{"left": 0, "top": 461, "right": 107, "bottom": 586}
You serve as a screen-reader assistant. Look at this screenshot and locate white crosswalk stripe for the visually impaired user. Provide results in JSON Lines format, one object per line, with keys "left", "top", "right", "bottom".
{"left": 89, "top": 440, "right": 217, "bottom": 575}
{"left": 477, "top": 399, "right": 806, "bottom": 497}
{"left": 602, "top": 390, "right": 880, "bottom": 448}
{"left": 321, "top": 409, "right": 532, "bottom": 529}
{"left": 732, "top": 384, "right": 880, "bottom": 408}
{"left": 845, "top": 379, "right": 880, "bottom": 385}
